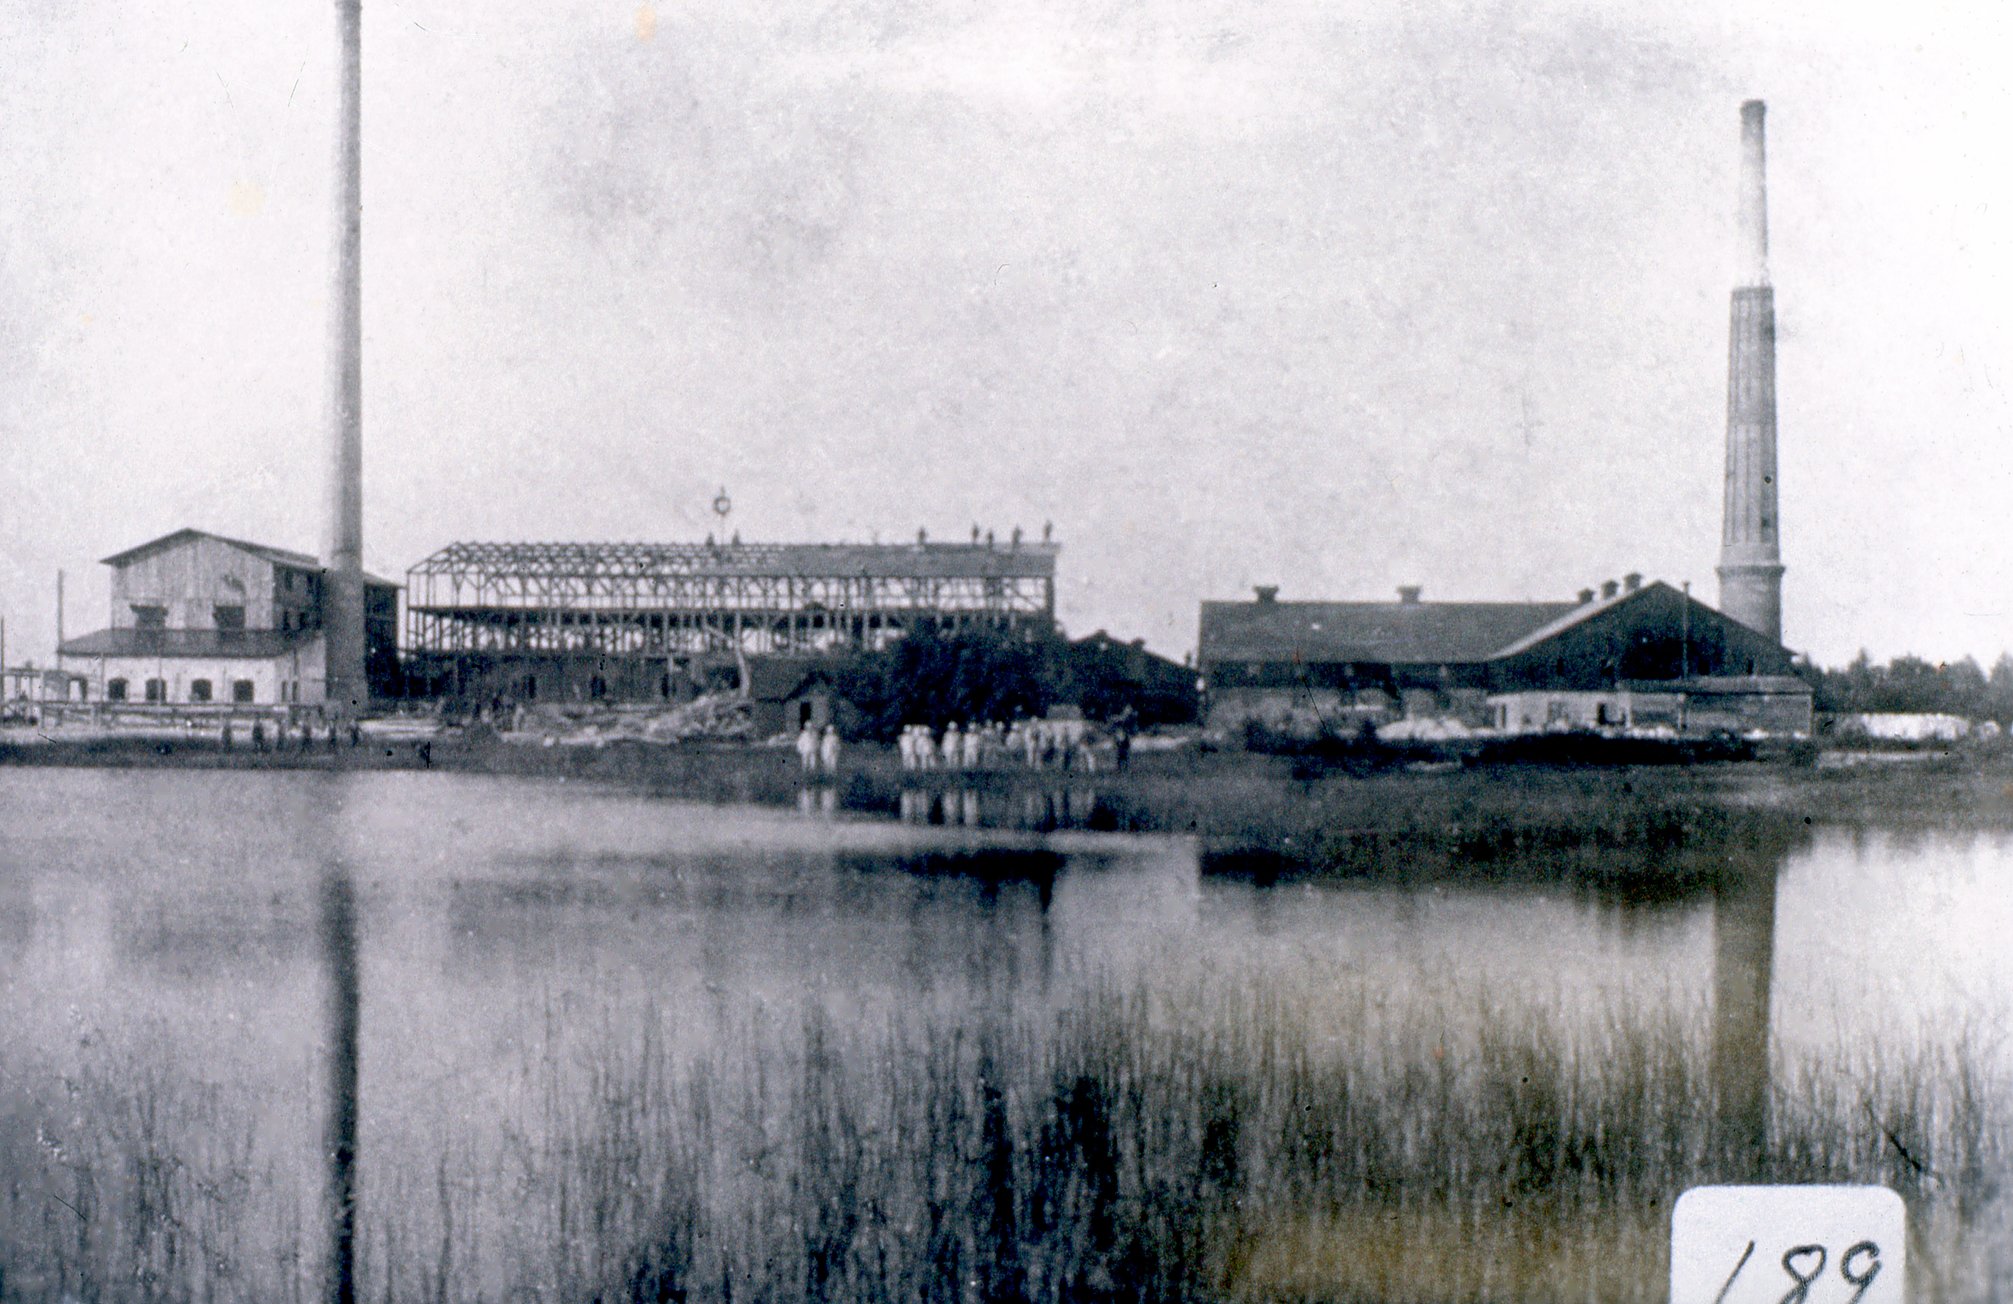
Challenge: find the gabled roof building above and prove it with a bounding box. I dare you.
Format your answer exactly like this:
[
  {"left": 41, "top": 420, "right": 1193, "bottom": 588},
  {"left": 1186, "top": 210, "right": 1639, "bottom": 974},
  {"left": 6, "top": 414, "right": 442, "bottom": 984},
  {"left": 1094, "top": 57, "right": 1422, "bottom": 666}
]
[
  {"left": 1198, "top": 575, "right": 1809, "bottom": 737},
  {"left": 55, "top": 529, "right": 400, "bottom": 709}
]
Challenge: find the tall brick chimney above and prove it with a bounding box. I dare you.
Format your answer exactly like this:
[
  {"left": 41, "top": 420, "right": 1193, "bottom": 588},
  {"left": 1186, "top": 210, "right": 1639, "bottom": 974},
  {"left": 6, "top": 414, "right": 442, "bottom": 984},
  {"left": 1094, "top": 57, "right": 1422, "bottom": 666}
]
[
  {"left": 322, "top": 0, "right": 367, "bottom": 716},
  {"left": 1716, "top": 100, "right": 1785, "bottom": 644}
]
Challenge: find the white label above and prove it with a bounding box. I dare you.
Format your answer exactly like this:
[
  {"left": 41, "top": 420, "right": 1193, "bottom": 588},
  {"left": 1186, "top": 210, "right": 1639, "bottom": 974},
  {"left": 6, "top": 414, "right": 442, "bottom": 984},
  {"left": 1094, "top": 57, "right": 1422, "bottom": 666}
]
[{"left": 1671, "top": 1185, "right": 1905, "bottom": 1304}]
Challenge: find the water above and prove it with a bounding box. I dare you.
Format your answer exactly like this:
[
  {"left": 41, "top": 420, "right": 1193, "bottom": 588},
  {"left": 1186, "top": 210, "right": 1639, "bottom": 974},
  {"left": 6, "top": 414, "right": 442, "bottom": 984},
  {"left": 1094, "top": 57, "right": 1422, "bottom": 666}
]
[{"left": 1, "top": 767, "right": 2008, "bottom": 1299}]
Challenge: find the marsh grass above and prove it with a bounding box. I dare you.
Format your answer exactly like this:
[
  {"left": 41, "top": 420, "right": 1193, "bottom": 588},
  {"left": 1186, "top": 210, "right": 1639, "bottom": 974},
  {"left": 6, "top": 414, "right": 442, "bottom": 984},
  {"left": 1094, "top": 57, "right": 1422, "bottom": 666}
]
[{"left": 1, "top": 973, "right": 2006, "bottom": 1303}]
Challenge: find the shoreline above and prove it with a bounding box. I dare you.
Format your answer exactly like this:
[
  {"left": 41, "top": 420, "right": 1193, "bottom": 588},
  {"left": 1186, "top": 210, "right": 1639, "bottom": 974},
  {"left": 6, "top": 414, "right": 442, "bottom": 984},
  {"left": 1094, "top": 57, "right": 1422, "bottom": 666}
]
[{"left": 7, "top": 729, "right": 2010, "bottom": 874}]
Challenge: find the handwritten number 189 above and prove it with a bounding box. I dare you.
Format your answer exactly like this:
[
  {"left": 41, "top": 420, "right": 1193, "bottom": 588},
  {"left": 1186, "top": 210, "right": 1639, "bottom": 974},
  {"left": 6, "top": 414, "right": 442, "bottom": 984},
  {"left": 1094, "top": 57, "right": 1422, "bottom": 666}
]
[{"left": 1712, "top": 1239, "right": 1881, "bottom": 1303}]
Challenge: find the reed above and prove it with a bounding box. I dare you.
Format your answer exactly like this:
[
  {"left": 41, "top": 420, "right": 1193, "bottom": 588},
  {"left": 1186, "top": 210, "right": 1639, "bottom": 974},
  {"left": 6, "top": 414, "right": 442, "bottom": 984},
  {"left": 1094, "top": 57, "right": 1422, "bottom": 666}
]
[{"left": 1, "top": 972, "right": 2005, "bottom": 1302}]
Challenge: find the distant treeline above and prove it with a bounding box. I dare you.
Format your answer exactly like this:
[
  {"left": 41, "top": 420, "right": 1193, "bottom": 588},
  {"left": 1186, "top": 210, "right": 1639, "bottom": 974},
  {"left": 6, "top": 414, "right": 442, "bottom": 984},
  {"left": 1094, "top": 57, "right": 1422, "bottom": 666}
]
[{"left": 1802, "top": 651, "right": 2013, "bottom": 722}]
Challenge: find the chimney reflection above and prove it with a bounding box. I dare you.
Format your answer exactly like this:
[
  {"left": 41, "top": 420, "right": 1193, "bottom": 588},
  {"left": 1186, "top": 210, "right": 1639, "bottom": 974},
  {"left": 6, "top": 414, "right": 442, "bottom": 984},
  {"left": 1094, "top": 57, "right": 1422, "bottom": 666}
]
[
  {"left": 1709, "top": 845, "right": 1782, "bottom": 1181},
  {"left": 309, "top": 775, "right": 362, "bottom": 1304}
]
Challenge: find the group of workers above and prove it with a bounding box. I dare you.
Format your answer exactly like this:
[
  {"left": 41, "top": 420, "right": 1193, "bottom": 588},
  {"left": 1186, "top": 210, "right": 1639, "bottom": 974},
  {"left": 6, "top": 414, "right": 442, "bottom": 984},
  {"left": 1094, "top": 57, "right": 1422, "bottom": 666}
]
[
  {"left": 219, "top": 715, "right": 362, "bottom": 752},
  {"left": 794, "top": 717, "right": 1132, "bottom": 777},
  {"left": 794, "top": 723, "right": 843, "bottom": 775},
  {"left": 896, "top": 719, "right": 1119, "bottom": 773}
]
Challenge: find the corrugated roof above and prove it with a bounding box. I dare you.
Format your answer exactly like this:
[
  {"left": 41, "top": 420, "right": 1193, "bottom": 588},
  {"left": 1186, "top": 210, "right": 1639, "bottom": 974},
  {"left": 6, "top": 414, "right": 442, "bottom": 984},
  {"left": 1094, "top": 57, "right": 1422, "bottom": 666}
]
[
  {"left": 1198, "top": 598, "right": 1580, "bottom": 666},
  {"left": 57, "top": 628, "right": 320, "bottom": 659},
  {"left": 407, "top": 540, "right": 1058, "bottom": 582}
]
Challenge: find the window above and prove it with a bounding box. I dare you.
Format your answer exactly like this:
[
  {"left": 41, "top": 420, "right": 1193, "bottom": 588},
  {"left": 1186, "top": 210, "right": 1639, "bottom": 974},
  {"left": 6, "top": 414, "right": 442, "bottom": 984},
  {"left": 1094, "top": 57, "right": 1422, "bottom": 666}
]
[
  {"left": 144, "top": 678, "right": 166, "bottom": 703},
  {"left": 107, "top": 678, "right": 128, "bottom": 702},
  {"left": 190, "top": 679, "right": 213, "bottom": 703},
  {"left": 214, "top": 605, "right": 246, "bottom": 632},
  {"left": 232, "top": 680, "right": 256, "bottom": 704},
  {"left": 132, "top": 605, "right": 167, "bottom": 630}
]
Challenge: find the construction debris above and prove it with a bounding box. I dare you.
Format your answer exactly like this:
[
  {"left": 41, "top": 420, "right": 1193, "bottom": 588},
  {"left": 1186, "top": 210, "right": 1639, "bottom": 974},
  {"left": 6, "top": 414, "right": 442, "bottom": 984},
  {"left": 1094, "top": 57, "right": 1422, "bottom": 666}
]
[{"left": 502, "top": 693, "right": 759, "bottom": 747}]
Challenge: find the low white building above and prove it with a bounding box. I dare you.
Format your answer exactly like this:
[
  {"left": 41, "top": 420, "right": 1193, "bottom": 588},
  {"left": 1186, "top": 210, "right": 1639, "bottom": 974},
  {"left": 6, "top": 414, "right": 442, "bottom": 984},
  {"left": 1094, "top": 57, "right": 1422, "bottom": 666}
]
[
  {"left": 1486, "top": 676, "right": 1814, "bottom": 738},
  {"left": 1838, "top": 713, "right": 1972, "bottom": 743}
]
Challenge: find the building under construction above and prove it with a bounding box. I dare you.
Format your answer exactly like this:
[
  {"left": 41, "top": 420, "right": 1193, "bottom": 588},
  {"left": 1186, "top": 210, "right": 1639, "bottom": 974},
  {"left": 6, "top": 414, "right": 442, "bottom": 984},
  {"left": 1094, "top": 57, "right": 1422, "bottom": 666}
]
[{"left": 404, "top": 537, "right": 1060, "bottom": 702}]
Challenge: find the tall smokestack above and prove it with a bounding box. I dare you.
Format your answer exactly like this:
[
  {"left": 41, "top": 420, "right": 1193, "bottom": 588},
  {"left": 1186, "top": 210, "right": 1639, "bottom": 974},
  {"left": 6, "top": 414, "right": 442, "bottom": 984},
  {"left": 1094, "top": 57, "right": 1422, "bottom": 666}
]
[
  {"left": 1716, "top": 100, "right": 1784, "bottom": 644},
  {"left": 322, "top": 0, "right": 367, "bottom": 717}
]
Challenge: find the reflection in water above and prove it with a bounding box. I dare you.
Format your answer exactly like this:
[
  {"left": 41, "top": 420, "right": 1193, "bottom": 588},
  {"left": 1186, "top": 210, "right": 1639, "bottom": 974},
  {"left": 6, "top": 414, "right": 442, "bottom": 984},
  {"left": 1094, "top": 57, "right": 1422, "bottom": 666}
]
[
  {"left": 891, "top": 786, "right": 1110, "bottom": 831},
  {"left": 315, "top": 791, "right": 361, "bottom": 1304},
  {"left": 0, "top": 771, "right": 2006, "bottom": 1300},
  {"left": 1711, "top": 852, "right": 1779, "bottom": 1180}
]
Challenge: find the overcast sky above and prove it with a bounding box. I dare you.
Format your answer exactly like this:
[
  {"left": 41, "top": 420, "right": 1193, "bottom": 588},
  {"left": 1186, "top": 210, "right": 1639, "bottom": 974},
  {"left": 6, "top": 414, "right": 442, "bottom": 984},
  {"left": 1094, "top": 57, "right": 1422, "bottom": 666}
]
[{"left": 3, "top": 0, "right": 2009, "bottom": 666}]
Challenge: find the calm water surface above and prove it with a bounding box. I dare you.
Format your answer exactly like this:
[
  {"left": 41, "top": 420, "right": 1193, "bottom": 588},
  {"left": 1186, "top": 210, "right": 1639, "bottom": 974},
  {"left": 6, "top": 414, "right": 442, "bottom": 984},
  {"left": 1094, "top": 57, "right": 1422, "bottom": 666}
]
[
  {"left": 1, "top": 767, "right": 2007, "bottom": 1294},
  {"left": 4, "top": 766, "right": 2009, "bottom": 1077}
]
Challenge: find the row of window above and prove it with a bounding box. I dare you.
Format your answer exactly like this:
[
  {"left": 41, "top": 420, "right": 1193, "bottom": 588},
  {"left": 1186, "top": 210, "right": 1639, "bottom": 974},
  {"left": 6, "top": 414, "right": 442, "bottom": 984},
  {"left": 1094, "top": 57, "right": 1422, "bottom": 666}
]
[
  {"left": 130, "top": 604, "right": 320, "bottom": 632},
  {"left": 107, "top": 677, "right": 256, "bottom": 704}
]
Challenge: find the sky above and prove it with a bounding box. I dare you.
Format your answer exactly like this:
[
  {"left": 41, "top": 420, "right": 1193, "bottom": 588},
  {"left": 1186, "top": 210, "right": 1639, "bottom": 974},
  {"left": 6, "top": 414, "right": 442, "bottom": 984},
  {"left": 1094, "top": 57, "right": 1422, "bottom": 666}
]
[{"left": 3, "top": 0, "right": 2010, "bottom": 667}]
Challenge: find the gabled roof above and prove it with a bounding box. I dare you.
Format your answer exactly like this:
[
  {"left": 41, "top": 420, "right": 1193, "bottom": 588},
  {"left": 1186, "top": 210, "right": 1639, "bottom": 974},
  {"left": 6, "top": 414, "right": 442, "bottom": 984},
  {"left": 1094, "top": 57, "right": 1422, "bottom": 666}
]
[
  {"left": 743, "top": 659, "right": 850, "bottom": 702},
  {"left": 98, "top": 529, "right": 401, "bottom": 588},
  {"left": 102, "top": 528, "right": 319, "bottom": 570},
  {"left": 1485, "top": 583, "right": 1669, "bottom": 659},
  {"left": 1199, "top": 598, "right": 1579, "bottom": 666}
]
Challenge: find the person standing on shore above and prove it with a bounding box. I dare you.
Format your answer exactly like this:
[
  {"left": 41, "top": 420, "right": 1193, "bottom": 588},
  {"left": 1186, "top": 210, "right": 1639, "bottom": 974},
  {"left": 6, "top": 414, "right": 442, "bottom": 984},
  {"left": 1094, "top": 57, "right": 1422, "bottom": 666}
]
[
  {"left": 796, "top": 722, "right": 818, "bottom": 774},
  {"left": 819, "top": 724, "right": 840, "bottom": 775}
]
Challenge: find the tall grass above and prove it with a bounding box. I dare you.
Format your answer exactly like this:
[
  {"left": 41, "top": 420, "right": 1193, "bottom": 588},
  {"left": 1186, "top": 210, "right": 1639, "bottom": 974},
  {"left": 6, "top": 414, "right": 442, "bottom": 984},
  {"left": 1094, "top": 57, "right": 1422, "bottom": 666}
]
[{"left": 2, "top": 973, "right": 2006, "bottom": 1303}]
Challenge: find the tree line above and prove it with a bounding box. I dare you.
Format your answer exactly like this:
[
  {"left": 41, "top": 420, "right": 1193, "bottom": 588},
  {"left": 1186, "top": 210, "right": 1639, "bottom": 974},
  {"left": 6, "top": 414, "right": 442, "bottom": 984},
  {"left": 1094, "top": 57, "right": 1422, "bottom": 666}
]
[
  {"left": 833, "top": 625, "right": 1198, "bottom": 742},
  {"left": 1800, "top": 651, "right": 2013, "bottom": 722}
]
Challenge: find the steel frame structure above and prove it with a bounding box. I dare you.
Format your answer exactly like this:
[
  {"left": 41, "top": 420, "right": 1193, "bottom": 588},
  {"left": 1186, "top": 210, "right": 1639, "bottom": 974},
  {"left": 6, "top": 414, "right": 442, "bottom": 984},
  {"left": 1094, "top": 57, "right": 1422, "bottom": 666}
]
[{"left": 404, "top": 540, "right": 1059, "bottom": 660}]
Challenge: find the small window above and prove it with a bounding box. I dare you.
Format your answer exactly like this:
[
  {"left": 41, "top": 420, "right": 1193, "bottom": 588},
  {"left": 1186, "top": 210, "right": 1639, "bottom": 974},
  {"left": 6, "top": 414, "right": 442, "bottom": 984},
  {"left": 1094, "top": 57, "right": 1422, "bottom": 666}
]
[
  {"left": 232, "top": 680, "right": 255, "bottom": 704},
  {"left": 144, "top": 678, "right": 166, "bottom": 703},
  {"left": 132, "top": 605, "right": 167, "bottom": 630},
  {"left": 108, "top": 678, "right": 129, "bottom": 702},
  {"left": 214, "top": 605, "right": 245, "bottom": 632},
  {"left": 284, "top": 572, "right": 295, "bottom": 592},
  {"left": 190, "top": 679, "right": 213, "bottom": 703}
]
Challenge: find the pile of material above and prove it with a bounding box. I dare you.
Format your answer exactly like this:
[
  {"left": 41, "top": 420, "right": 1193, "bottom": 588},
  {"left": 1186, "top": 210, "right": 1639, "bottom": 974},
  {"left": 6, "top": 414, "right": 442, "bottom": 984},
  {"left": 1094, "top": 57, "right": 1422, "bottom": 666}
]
[
  {"left": 503, "top": 694, "right": 757, "bottom": 746},
  {"left": 1376, "top": 716, "right": 1475, "bottom": 742}
]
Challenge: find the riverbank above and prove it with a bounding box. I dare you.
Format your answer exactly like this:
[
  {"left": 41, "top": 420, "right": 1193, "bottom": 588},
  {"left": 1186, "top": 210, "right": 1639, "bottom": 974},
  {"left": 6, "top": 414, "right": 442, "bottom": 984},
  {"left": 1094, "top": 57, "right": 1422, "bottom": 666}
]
[{"left": 6, "top": 727, "right": 2010, "bottom": 873}]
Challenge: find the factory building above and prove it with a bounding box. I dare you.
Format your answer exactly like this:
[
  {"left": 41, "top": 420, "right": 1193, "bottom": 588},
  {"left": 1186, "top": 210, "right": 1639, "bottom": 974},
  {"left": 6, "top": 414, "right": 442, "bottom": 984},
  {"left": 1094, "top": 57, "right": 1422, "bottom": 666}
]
[
  {"left": 54, "top": 529, "right": 400, "bottom": 709},
  {"left": 402, "top": 536, "right": 1059, "bottom": 703},
  {"left": 1197, "top": 101, "right": 1812, "bottom": 742},
  {"left": 1198, "top": 577, "right": 1809, "bottom": 737}
]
